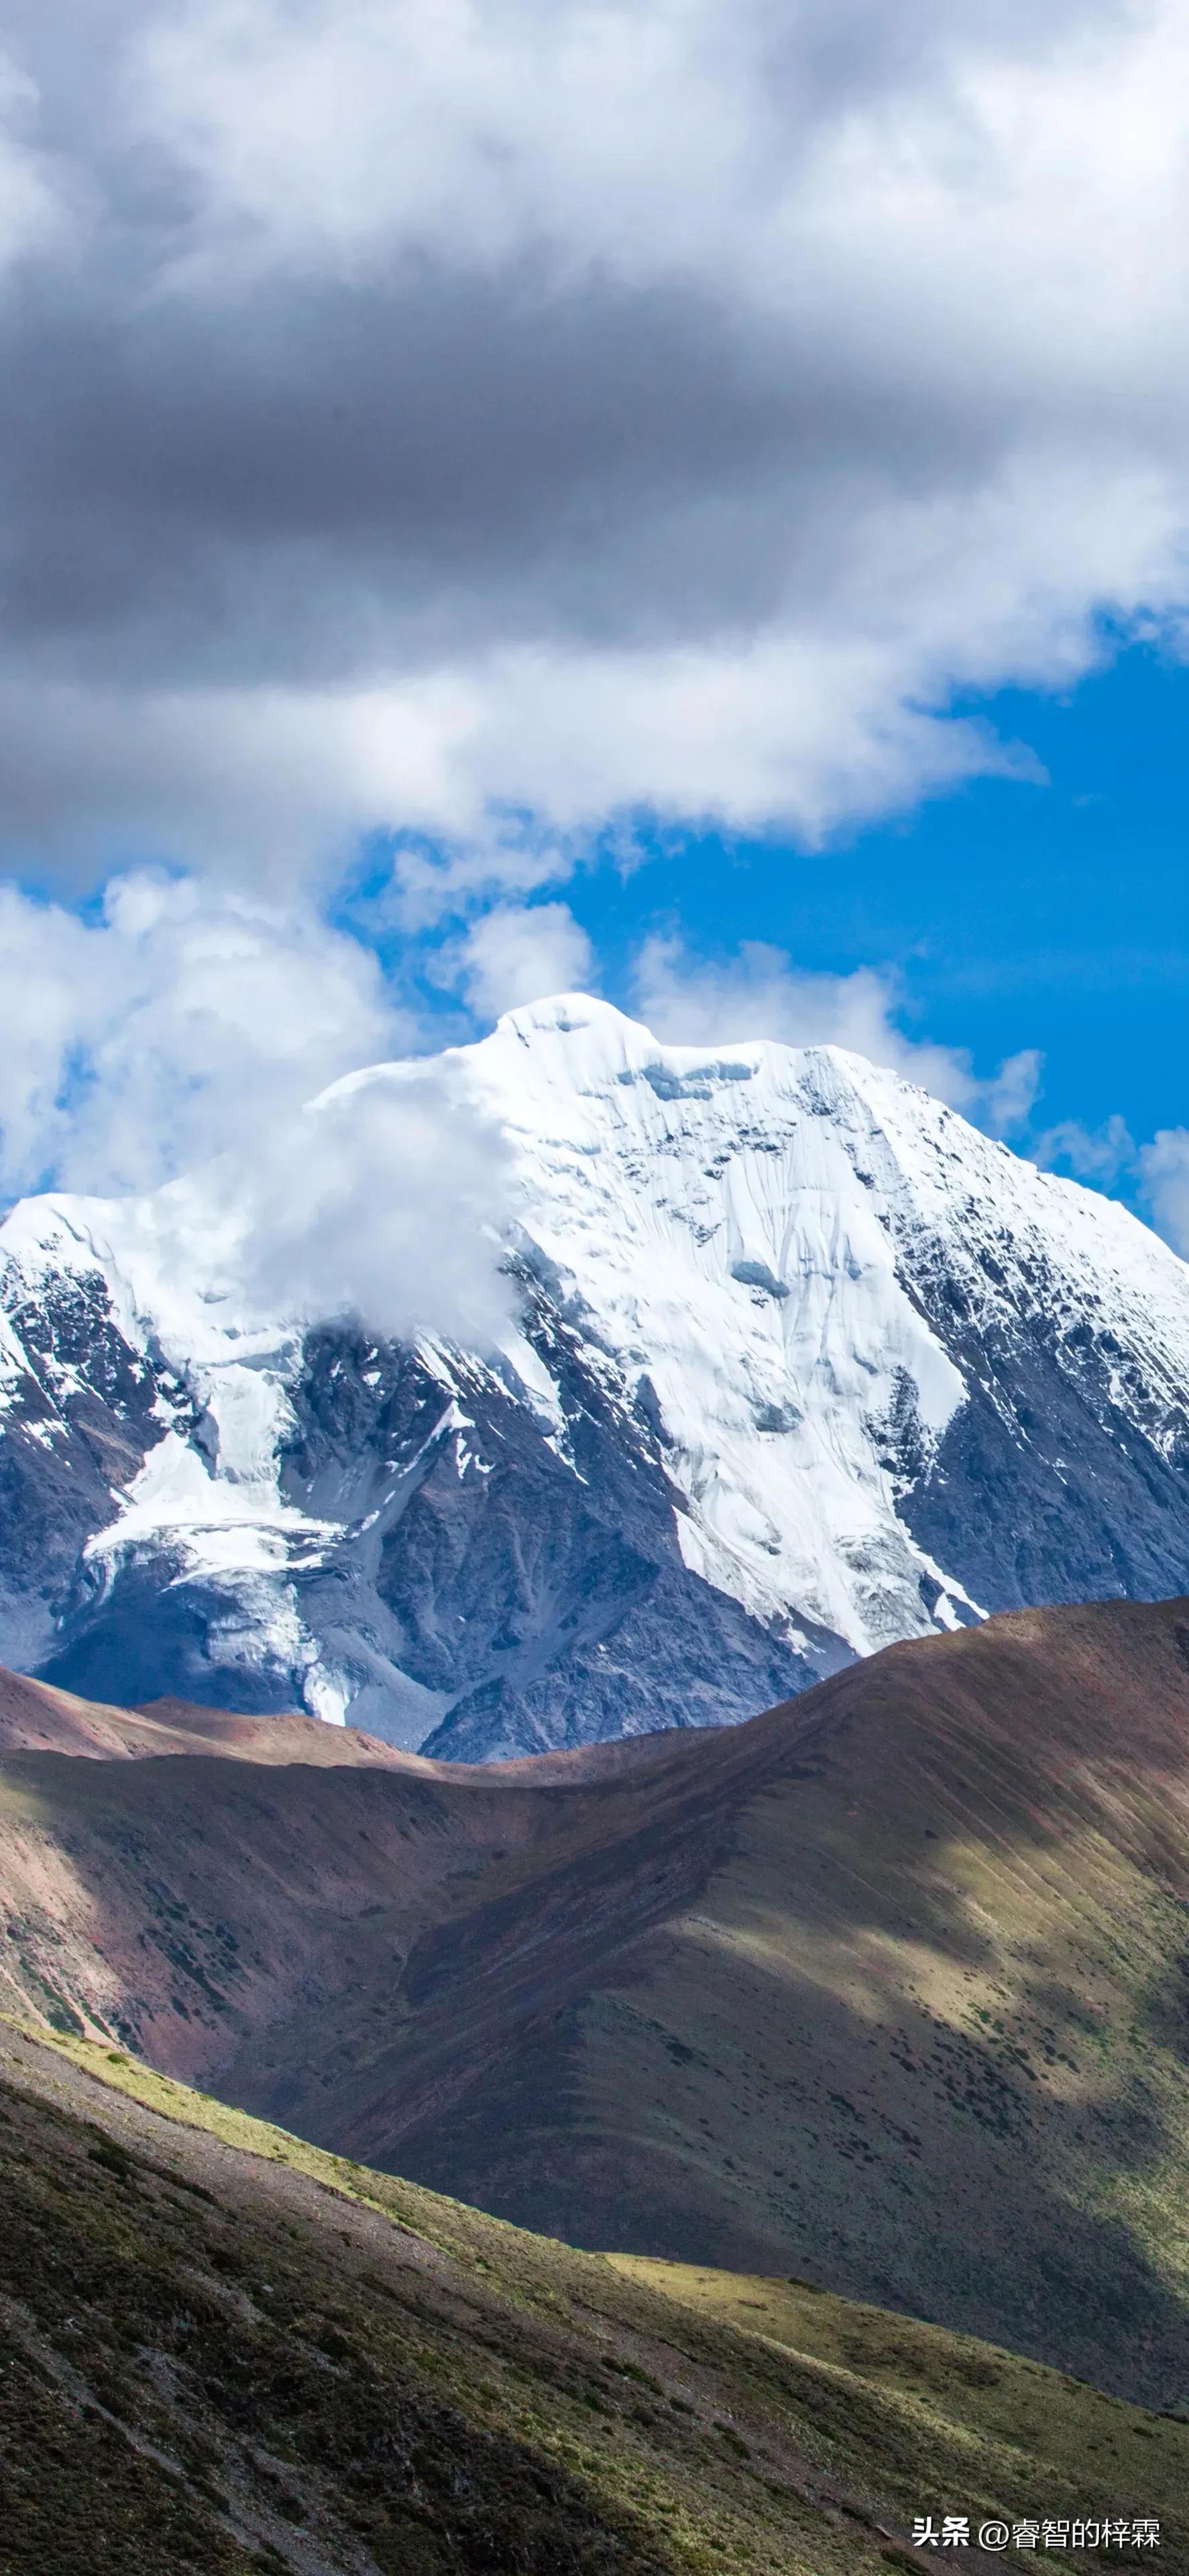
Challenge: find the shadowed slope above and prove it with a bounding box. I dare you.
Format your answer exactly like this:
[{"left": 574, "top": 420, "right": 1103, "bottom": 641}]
[
  {"left": 5, "top": 1605, "right": 1189, "bottom": 2404},
  {"left": 0, "top": 1664, "right": 721, "bottom": 2088},
  {"left": 5, "top": 2019, "right": 1188, "bottom": 2575},
  {"left": 227, "top": 1600, "right": 1189, "bottom": 2406}
]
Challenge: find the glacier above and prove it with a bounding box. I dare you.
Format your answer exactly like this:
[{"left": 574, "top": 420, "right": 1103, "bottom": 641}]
[{"left": 2, "top": 992, "right": 1189, "bottom": 1758}]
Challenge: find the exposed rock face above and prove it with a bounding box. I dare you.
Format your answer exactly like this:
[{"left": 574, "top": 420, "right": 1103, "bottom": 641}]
[
  {"left": 3, "top": 995, "right": 1189, "bottom": 1755},
  {"left": 0, "top": 1252, "right": 199, "bottom": 1675}
]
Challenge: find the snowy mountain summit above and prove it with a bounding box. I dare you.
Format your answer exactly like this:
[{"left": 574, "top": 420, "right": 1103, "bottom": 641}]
[{"left": 3, "top": 992, "right": 1189, "bottom": 1759}]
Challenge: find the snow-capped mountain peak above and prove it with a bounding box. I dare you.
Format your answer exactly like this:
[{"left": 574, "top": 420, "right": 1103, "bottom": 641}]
[{"left": 2, "top": 994, "right": 1188, "bottom": 1758}]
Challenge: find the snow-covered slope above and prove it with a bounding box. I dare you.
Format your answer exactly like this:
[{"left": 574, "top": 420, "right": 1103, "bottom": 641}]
[{"left": 3, "top": 994, "right": 1189, "bottom": 1758}]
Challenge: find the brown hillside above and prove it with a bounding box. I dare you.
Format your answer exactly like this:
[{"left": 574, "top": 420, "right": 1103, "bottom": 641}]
[
  {"left": 0, "top": 1661, "right": 697, "bottom": 1774},
  {"left": 3, "top": 1602, "right": 1189, "bottom": 2404}
]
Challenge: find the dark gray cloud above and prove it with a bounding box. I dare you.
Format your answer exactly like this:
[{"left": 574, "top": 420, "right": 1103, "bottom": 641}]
[
  {"left": 0, "top": 260, "right": 1003, "bottom": 675},
  {"left": 0, "top": 0, "right": 1184, "bottom": 876}
]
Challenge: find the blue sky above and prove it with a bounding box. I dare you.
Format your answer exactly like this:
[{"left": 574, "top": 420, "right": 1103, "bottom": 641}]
[
  {"left": 574, "top": 645, "right": 1183, "bottom": 1165},
  {"left": 394, "top": 640, "right": 1189, "bottom": 1210}
]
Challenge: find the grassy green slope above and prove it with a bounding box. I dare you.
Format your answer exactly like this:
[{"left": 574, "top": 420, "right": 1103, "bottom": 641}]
[{"left": 2, "top": 2020, "right": 1186, "bottom": 2576}]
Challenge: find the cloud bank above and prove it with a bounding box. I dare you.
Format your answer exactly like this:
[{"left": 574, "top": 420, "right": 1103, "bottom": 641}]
[
  {"left": 0, "top": 871, "right": 520, "bottom": 1344},
  {"left": 0, "top": 873, "right": 404, "bottom": 1199},
  {"left": 1, "top": 0, "right": 1189, "bottom": 877},
  {"left": 202, "top": 1065, "right": 520, "bottom": 1347}
]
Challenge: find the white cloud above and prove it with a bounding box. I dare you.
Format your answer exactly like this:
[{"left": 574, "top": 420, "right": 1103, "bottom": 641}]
[
  {"left": 125, "top": 0, "right": 1189, "bottom": 329},
  {"left": 201, "top": 1065, "right": 518, "bottom": 1346},
  {"left": 451, "top": 902, "right": 596, "bottom": 1021},
  {"left": 980, "top": 1047, "right": 1047, "bottom": 1140},
  {"left": 0, "top": 3, "right": 1186, "bottom": 873},
  {"left": 0, "top": 869, "right": 520, "bottom": 1344},
  {"left": 0, "top": 870, "right": 403, "bottom": 1198},
  {"left": 1139, "top": 1128, "right": 1189, "bottom": 1258},
  {"left": 1033, "top": 1111, "right": 1137, "bottom": 1183},
  {"left": 632, "top": 932, "right": 1043, "bottom": 1133},
  {"left": 0, "top": 641, "right": 1033, "bottom": 885}
]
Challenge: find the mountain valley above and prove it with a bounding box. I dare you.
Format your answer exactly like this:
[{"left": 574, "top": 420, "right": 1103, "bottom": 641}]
[{"left": 4, "top": 1598, "right": 1189, "bottom": 2412}]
